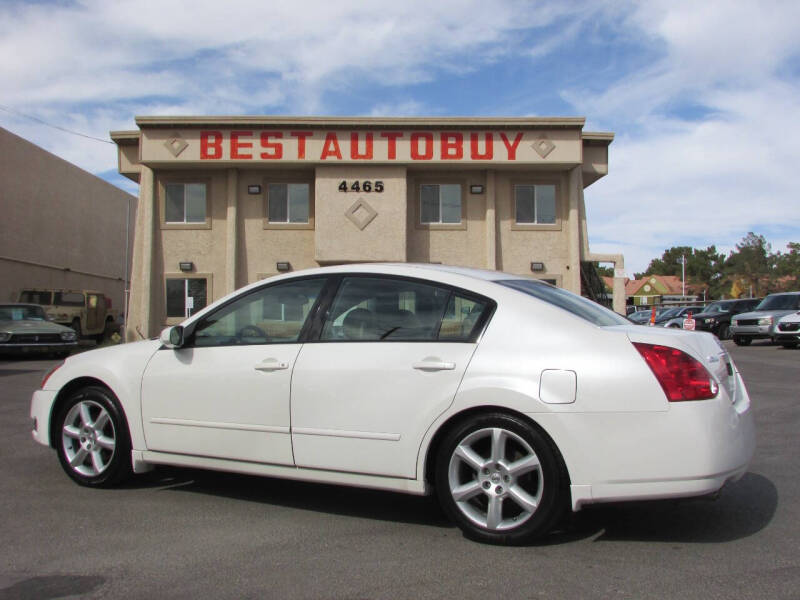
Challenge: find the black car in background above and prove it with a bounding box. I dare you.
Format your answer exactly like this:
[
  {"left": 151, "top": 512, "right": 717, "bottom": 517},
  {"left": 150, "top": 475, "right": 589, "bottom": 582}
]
[{"left": 693, "top": 298, "right": 762, "bottom": 340}]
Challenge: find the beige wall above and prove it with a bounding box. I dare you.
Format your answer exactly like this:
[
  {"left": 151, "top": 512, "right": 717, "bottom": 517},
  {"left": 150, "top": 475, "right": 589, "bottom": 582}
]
[
  {"left": 0, "top": 127, "right": 136, "bottom": 312},
  {"left": 117, "top": 117, "right": 619, "bottom": 339}
]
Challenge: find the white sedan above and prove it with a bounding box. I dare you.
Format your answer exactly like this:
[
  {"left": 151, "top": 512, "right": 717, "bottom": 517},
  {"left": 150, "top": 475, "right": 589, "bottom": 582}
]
[{"left": 31, "top": 264, "right": 754, "bottom": 544}]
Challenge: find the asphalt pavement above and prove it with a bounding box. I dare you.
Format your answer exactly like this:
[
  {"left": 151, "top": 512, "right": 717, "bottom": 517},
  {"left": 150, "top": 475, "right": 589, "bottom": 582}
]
[{"left": 0, "top": 340, "right": 797, "bottom": 599}]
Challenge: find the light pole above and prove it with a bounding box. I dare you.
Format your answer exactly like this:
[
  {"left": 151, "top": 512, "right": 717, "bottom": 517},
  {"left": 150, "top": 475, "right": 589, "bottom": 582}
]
[{"left": 678, "top": 255, "right": 686, "bottom": 299}]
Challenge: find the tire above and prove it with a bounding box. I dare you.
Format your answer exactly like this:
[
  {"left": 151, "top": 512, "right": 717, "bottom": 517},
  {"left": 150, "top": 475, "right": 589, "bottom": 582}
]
[
  {"left": 781, "top": 341, "right": 798, "bottom": 349},
  {"left": 70, "top": 318, "right": 81, "bottom": 337},
  {"left": 717, "top": 324, "right": 730, "bottom": 340},
  {"left": 54, "top": 386, "right": 132, "bottom": 487},
  {"left": 435, "top": 413, "right": 567, "bottom": 545},
  {"left": 733, "top": 336, "right": 752, "bottom": 346}
]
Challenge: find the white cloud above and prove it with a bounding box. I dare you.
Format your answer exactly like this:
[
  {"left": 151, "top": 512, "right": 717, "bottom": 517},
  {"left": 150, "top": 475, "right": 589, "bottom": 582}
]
[{"left": 572, "top": 0, "right": 800, "bottom": 275}]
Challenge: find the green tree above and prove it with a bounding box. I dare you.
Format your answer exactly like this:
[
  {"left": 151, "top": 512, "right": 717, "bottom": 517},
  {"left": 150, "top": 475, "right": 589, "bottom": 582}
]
[
  {"left": 775, "top": 242, "right": 800, "bottom": 278},
  {"left": 723, "top": 232, "right": 775, "bottom": 297},
  {"left": 635, "top": 245, "right": 725, "bottom": 296}
]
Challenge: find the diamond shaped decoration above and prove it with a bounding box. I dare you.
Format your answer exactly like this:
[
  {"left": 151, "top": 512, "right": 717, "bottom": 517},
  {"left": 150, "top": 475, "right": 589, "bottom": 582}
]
[
  {"left": 345, "top": 198, "right": 378, "bottom": 230},
  {"left": 164, "top": 134, "right": 189, "bottom": 157},
  {"left": 532, "top": 137, "right": 556, "bottom": 159}
]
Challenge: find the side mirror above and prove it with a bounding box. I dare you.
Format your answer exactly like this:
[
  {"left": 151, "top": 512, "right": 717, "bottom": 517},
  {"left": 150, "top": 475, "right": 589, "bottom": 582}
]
[{"left": 160, "top": 326, "right": 184, "bottom": 349}]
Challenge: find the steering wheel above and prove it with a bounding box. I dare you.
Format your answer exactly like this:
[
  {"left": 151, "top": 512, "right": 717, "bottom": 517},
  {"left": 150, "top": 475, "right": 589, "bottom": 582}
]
[{"left": 237, "top": 325, "right": 269, "bottom": 341}]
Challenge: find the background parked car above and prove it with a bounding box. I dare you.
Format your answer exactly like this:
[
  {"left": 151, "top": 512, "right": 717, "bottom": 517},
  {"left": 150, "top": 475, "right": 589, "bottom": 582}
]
[
  {"left": 627, "top": 307, "right": 666, "bottom": 324},
  {"left": 17, "top": 288, "right": 119, "bottom": 341},
  {"left": 775, "top": 311, "right": 800, "bottom": 349},
  {"left": 692, "top": 298, "right": 762, "bottom": 340},
  {"left": 0, "top": 303, "right": 77, "bottom": 357},
  {"left": 656, "top": 306, "right": 705, "bottom": 328},
  {"left": 730, "top": 292, "right": 800, "bottom": 346}
]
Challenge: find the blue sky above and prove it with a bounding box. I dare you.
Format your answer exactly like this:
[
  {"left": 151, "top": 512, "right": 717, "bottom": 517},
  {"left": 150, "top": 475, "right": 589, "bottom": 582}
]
[{"left": 1, "top": 0, "right": 798, "bottom": 275}]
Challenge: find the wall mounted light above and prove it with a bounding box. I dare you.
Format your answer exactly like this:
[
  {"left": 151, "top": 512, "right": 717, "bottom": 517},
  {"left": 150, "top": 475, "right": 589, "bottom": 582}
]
[
  {"left": 247, "top": 184, "right": 262, "bottom": 195},
  {"left": 179, "top": 261, "right": 194, "bottom": 272},
  {"left": 530, "top": 262, "right": 545, "bottom": 272},
  {"left": 276, "top": 261, "right": 291, "bottom": 272},
  {"left": 470, "top": 185, "right": 484, "bottom": 194}
]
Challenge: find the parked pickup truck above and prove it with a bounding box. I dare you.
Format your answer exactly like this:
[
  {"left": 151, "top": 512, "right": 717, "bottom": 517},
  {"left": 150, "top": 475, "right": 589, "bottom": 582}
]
[{"left": 17, "top": 288, "right": 120, "bottom": 340}]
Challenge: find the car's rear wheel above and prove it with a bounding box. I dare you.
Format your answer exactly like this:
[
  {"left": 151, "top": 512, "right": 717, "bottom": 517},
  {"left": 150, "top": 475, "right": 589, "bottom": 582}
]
[
  {"left": 435, "top": 413, "right": 566, "bottom": 545},
  {"left": 717, "top": 323, "right": 730, "bottom": 340},
  {"left": 733, "top": 336, "right": 752, "bottom": 346},
  {"left": 55, "top": 386, "right": 132, "bottom": 487}
]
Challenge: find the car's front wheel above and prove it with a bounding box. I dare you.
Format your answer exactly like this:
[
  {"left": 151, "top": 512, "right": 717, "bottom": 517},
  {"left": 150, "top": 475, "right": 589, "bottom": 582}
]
[
  {"left": 717, "top": 323, "right": 730, "bottom": 340},
  {"left": 733, "top": 336, "right": 752, "bottom": 346},
  {"left": 781, "top": 341, "right": 798, "bottom": 349},
  {"left": 435, "top": 413, "right": 566, "bottom": 545},
  {"left": 55, "top": 386, "right": 132, "bottom": 487}
]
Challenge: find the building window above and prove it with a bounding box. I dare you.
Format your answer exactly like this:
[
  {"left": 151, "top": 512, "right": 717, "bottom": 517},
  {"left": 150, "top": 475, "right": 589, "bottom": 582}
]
[
  {"left": 515, "top": 184, "right": 556, "bottom": 224},
  {"left": 166, "top": 278, "right": 207, "bottom": 319},
  {"left": 420, "top": 184, "right": 462, "bottom": 224},
  {"left": 267, "top": 183, "right": 310, "bottom": 224},
  {"left": 165, "top": 183, "right": 207, "bottom": 224}
]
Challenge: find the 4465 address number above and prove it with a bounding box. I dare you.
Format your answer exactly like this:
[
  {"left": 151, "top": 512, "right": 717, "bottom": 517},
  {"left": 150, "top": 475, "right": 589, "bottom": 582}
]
[{"left": 338, "top": 180, "right": 384, "bottom": 193}]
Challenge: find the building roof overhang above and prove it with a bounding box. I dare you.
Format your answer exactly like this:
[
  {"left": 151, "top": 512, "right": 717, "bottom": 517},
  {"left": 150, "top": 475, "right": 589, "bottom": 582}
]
[{"left": 134, "top": 115, "right": 588, "bottom": 130}]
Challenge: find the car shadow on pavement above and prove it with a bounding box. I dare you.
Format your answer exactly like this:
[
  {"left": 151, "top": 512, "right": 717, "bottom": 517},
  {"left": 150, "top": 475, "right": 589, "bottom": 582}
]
[
  {"left": 556, "top": 472, "right": 777, "bottom": 545},
  {"left": 125, "top": 467, "right": 776, "bottom": 544},
  {"left": 130, "top": 466, "right": 451, "bottom": 528}
]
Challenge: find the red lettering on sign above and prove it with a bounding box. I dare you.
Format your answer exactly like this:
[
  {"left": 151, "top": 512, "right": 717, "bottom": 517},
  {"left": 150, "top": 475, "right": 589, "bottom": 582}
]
[
  {"left": 440, "top": 132, "right": 463, "bottom": 160},
  {"left": 231, "top": 131, "right": 253, "bottom": 159},
  {"left": 350, "top": 132, "right": 374, "bottom": 160},
  {"left": 499, "top": 132, "right": 523, "bottom": 160},
  {"left": 470, "top": 133, "right": 493, "bottom": 160},
  {"left": 380, "top": 132, "right": 403, "bottom": 160},
  {"left": 320, "top": 133, "right": 342, "bottom": 160},
  {"left": 200, "top": 131, "right": 223, "bottom": 160},
  {"left": 290, "top": 131, "right": 312, "bottom": 159},
  {"left": 410, "top": 132, "right": 434, "bottom": 160},
  {"left": 259, "top": 131, "right": 283, "bottom": 159}
]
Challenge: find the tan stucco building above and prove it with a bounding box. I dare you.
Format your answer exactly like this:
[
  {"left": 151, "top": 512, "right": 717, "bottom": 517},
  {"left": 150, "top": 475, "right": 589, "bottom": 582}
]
[
  {"left": 1, "top": 126, "right": 136, "bottom": 313},
  {"left": 112, "top": 116, "right": 624, "bottom": 341}
]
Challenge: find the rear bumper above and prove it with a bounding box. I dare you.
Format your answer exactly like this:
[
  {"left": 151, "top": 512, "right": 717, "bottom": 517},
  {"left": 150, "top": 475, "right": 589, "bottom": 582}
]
[{"left": 535, "top": 373, "right": 755, "bottom": 511}]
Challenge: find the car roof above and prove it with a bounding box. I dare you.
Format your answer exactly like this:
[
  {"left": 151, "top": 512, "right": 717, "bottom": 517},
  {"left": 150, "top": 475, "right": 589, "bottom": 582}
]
[{"left": 332, "top": 263, "right": 521, "bottom": 281}]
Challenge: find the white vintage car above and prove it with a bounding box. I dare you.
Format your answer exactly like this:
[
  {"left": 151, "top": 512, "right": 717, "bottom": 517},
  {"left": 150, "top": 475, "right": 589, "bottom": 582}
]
[{"left": 31, "top": 264, "right": 755, "bottom": 544}]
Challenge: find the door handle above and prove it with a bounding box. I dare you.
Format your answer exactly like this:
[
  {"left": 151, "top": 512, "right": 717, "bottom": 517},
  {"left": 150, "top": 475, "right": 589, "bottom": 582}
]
[
  {"left": 254, "top": 359, "right": 289, "bottom": 372},
  {"left": 412, "top": 359, "right": 456, "bottom": 371}
]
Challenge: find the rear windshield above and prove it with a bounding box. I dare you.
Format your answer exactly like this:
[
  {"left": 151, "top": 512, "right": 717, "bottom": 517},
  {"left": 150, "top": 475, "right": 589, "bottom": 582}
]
[
  {"left": 756, "top": 294, "right": 800, "bottom": 311},
  {"left": 497, "top": 279, "right": 629, "bottom": 327}
]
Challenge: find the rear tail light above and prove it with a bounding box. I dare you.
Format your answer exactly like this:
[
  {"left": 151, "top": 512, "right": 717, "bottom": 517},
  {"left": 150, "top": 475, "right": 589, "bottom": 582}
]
[{"left": 633, "top": 343, "right": 718, "bottom": 401}]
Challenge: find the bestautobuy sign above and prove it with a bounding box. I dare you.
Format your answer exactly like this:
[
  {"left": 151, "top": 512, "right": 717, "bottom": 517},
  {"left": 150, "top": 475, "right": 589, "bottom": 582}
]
[{"left": 143, "top": 129, "right": 580, "bottom": 164}]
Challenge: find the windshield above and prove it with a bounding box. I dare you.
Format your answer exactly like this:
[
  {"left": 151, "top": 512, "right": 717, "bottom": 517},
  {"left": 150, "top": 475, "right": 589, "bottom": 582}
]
[
  {"left": 756, "top": 294, "right": 800, "bottom": 311},
  {"left": 701, "top": 301, "right": 732, "bottom": 314},
  {"left": 0, "top": 305, "right": 47, "bottom": 321},
  {"left": 497, "top": 280, "right": 629, "bottom": 327},
  {"left": 658, "top": 307, "right": 680, "bottom": 319}
]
